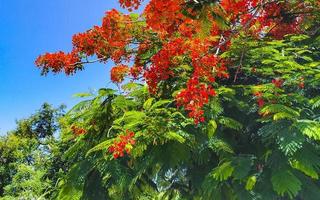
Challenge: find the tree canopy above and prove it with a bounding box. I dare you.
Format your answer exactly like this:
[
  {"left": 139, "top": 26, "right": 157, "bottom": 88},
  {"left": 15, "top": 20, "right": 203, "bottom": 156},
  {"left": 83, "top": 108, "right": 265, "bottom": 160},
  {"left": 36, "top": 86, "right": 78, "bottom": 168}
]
[
  {"left": 0, "top": 103, "right": 66, "bottom": 199},
  {"left": 2, "top": 0, "right": 320, "bottom": 199}
]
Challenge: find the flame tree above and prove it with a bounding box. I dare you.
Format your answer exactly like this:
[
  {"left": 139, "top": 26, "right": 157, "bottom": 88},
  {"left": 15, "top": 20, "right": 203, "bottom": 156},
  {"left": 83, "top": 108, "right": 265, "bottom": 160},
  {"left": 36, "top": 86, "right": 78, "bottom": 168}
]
[{"left": 36, "top": 0, "right": 320, "bottom": 199}]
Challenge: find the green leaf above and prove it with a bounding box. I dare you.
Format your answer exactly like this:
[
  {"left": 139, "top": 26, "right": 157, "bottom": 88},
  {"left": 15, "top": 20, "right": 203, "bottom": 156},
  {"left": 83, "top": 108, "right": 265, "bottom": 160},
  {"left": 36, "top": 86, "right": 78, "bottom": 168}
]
[
  {"left": 66, "top": 100, "right": 92, "bottom": 115},
  {"left": 217, "top": 87, "right": 236, "bottom": 97},
  {"left": 208, "top": 137, "right": 234, "bottom": 154},
  {"left": 260, "top": 104, "right": 300, "bottom": 120},
  {"left": 129, "top": 13, "right": 140, "bottom": 20},
  {"left": 112, "top": 96, "right": 137, "bottom": 111},
  {"left": 198, "top": 13, "right": 213, "bottom": 39},
  {"left": 231, "top": 156, "right": 254, "bottom": 180},
  {"left": 121, "top": 82, "right": 141, "bottom": 91},
  {"left": 262, "top": 59, "right": 278, "bottom": 65},
  {"left": 310, "top": 97, "right": 320, "bottom": 109},
  {"left": 58, "top": 184, "right": 82, "bottom": 200},
  {"left": 245, "top": 176, "right": 257, "bottom": 191},
  {"left": 271, "top": 170, "right": 302, "bottom": 199},
  {"left": 86, "top": 139, "right": 114, "bottom": 157},
  {"left": 291, "top": 146, "right": 320, "bottom": 179},
  {"left": 58, "top": 160, "right": 93, "bottom": 200},
  {"left": 150, "top": 100, "right": 172, "bottom": 110},
  {"left": 211, "top": 161, "right": 234, "bottom": 181},
  {"left": 294, "top": 120, "right": 320, "bottom": 141},
  {"left": 179, "top": 64, "right": 193, "bottom": 71},
  {"left": 165, "top": 131, "right": 186, "bottom": 143},
  {"left": 131, "top": 143, "right": 147, "bottom": 158},
  {"left": 291, "top": 160, "right": 318, "bottom": 179},
  {"left": 143, "top": 98, "right": 154, "bottom": 110},
  {"left": 72, "top": 92, "right": 92, "bottom": 98},
  {"left": 98, "top": 88, "right": 115, "bottom": 96},
  {"left": 277, "top": 130, "right": 304, "bottom": 156},
  {"left": 218, "top": 117, "right": 243, "bottom": 131},
  {"left": 258, "top": 121, "right": 291, "bottom": 142},
  {"left": 63, "top": 140, "right": 85, "bottom": 160},
  {"left": 273, "top": 112, "right": 297, "bottom": 121},
  {"left": 114, "top": 111, "right": 146, "bottom": 129},
  {"left": 207, "top": 120, "right": 217, "bottom": 138}
]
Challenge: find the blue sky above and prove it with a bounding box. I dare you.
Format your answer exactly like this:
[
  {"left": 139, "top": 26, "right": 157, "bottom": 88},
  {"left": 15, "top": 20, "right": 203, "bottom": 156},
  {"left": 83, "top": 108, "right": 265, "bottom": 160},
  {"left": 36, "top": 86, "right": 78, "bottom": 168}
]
[{"left": 0, "top": 0, "right": 141, "bottom": 134}]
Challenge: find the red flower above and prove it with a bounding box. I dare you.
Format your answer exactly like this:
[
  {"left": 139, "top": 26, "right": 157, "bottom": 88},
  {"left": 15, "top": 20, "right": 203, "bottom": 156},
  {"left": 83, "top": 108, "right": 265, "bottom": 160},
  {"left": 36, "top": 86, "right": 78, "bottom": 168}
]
[
  {"left": 35, "top": 50, "right": 80, "bottom": 75},
  {"left": 257, "top": 98, "right": 265, "bottom": 108},
  {"left": 110, "top": 65, "right": 130, "bottom": 83},
  {"left": 144, "top": 38, "right": 186, "bottom": 93},
  {"left": 257, "top": 2, "right": 303, "bottom": 39},
  {"left": 72, "top": 26, "right": 103, "bottom": 57},
  {"left": 298, "top": 77, "right": 305, "bottom": 89},
  {"left": 108, "top": 130, "right": 136, "bottom": 159},
  {"left": 220, "top": 0, "right": 248, "bottom": 17},
  {"left": 272, "top": 78, "right": 284, "bottom": 88},
  {"left": 130, "top": 65, "right": 143, "bottom": 79},
  {"left": 36, "top": 10, "right": 135, "bottom": 73},
  {"left": 118, "top": 0, "right": 142, "bottom": 11},
  {"left": 71, "top": 125, "right": 87, "bottom": 136},
  {"left": 144, "top": 0, "right": 185, "bottom": 36},
  {"left": 176, "top": 77, "right": 216, "bottom": 124},
  {"left": 254, "top": 92, "right": 265, "bottom": 108}
]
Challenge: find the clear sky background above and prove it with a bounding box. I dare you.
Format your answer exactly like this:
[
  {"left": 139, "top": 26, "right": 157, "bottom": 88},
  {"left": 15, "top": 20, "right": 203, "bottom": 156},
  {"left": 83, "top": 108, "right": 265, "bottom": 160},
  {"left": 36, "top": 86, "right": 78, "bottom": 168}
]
[{"left": 0, "top": 0, "right": 143, "bottom": 134}]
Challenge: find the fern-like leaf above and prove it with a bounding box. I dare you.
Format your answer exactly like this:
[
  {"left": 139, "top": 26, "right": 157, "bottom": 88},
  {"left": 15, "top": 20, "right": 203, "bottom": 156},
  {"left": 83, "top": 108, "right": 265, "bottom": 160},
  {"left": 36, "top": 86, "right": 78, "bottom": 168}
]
[
  {"left": 294, "top": 120, "right": 320, "bottom": 141},
  {"left": 211, "top": 161, "right": 234, "bottom": 181},
  {"left": 271, "top": 170, "right": 302, "bottom": 199}
]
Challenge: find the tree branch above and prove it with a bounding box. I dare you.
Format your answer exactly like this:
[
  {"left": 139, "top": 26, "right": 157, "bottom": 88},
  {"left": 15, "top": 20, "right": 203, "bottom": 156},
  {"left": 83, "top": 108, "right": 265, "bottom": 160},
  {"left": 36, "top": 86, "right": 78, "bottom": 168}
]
[{"left": 233, "top": 50, "right": 245, "bottom": 82}]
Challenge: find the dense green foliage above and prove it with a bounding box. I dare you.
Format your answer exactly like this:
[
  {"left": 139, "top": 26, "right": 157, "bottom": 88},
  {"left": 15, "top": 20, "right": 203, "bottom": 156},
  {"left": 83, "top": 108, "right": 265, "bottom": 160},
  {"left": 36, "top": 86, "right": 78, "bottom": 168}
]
[
  {"left": 0, "top": 104, "right": 68, "bottom": 199},
  {"left": 54, "top": 34, "right": 320, "bottom": 199}
]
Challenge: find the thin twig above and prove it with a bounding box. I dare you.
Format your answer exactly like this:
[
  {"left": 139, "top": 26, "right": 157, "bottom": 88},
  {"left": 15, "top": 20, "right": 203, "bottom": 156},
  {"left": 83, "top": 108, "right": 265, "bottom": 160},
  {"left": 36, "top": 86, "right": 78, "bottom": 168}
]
[
  {"left": 70, "top": 56, "right": 107, "bottom": 66},
  {"left": 233, "top": 50, "right": 245, "bottom": 82}
]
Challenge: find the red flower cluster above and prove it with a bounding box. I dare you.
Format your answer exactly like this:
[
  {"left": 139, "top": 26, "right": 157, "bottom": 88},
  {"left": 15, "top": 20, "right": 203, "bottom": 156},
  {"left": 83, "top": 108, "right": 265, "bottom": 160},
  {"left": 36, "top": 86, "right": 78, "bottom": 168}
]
[
  {"left": 178, "top": 19, "right": 200, "bottom": 38},
  {"left": 108, "top": 130, "right": 136, "bottom": 159},
  {"left": 254, "top": 92, "right": 265, "bottom": 108},
  {"left": 221, "top": 0, "right": 254, "bottom": 20},
  {"left": 36, "top": 9, "right": 134, "bottom": 75},
  {"left": 254, "top": 2, "right": 302, "bottom": 39},
  {"left": 272, "top": 78, "right": 284, "bottom": 88},
  {"left": 144, "top": 38, "right": 186, "bottom": 93},
  {"left": 192, "top": 54, "right": 229, "bottom": 82},
  {"left": 102, "top": 9, "right": 133, "bottom": 49},
  {"left": 144, "top": 0, "right": 184, "bottom": 36},
  {"left": 269, "top": 21, "right": 301, "bottom": 40},
  {"left": 130, "top": 65, "right": 143, "bottom": 79},
  {"left": 298, "top": 77, "right": 305, "bottom": 89},
  {"left": 75, "top": 9, "right": 135, "bottom": 63},
  {"left": 35, "top": 0, "right": 316, "bottom": 125},
  {"left": 193, "top": 54, "right": 217, "bottom": 81},
  {"left": 101, "top": 9, "right": 134, "bottom": 63},
  {"left": 35, "top": 51, "right": 80, "bottom": 75},
  {"left": 110, "top": 65, "right": 130, "bottom": 83},
  {"left": 176, "top": 77, "right": 216, "bottom": 124},
  {"left": 72, "top": 26, "right": 104, "bottom": 57},
  {"left": 71, "top": 125, "right": 87, "bottom": 136},
  {"left": 119, "top": 0, "right": 142, "bottom": 11},
  {"left": 188, "top": 39, "right": 211, "bottom": 61},
  {"left": 299, "top": 82, "right": 305, "bottom": 89}
]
